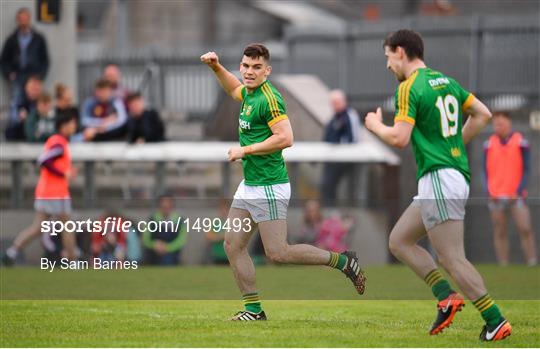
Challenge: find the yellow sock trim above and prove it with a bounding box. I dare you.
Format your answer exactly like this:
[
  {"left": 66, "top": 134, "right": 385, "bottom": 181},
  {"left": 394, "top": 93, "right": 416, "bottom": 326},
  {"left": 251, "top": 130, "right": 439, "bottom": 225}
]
[
  {"left": 425, "top": 269, "right": 444, "bottom": 287},
  {"left": 474, "top": 294, "right": 494, "bottom": 312},
  {"left": 328, "top": 252, "right": 339, "bottom": 268}
]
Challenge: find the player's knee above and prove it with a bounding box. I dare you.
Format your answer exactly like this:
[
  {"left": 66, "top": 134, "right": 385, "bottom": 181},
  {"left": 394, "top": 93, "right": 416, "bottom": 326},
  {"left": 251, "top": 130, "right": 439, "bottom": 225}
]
[
  {"left": 265, "top": 248, "right": 287, "bottom": 264},
  {"left": 267, "top": 253, "right": 286, "bottom": 264},
  {"left": 388, "top": 236, "right": 403, "bottom": 258},
  {"left": 223, "top": 238, "right": 238, "bottom": 256}
]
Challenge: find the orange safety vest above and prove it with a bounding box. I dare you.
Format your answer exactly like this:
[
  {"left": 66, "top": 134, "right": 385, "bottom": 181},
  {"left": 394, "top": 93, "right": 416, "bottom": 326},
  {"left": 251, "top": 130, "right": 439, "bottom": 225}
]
[
  {"left": 35, "top": 134, "right": 71, "bottom": 199},
  {"left": 485, "top": 132, "right": 524, "bottom": 198}
]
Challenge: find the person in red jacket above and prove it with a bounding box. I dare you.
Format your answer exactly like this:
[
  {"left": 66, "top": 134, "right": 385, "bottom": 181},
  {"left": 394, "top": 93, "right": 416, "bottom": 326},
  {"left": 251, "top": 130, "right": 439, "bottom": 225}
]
[
  {"left": 91, "top": 211, "right": 128, "bottom": 265},
  {"left": 484, "top": 111, "right": 537, "bottom": 266},
  {"left": 3, "top": 113, "right": 78, "bottom": 265}
]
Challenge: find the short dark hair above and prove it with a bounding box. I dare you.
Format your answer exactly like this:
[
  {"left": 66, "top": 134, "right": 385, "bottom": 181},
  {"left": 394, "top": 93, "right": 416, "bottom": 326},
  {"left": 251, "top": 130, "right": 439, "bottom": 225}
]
[
  {"left": 55, "top": 112, "right": 76, "bottom": 131},
  {"left": 26, "top": 75, "right": 42, "bottom": 84},
  {"left": 95, "top": 78, "right": 113, "bottom": 89},
  {"left": 158, "top": 191, "right": 174, "bottom": 203},
  {"left": 493, "top": 111, "right": 511, "bottom": 119},
  {"left": 37, "top": 92, "right": 52, "bottom": 104},
  {"left": 126, "top": 92, "right": 142, "bottom": 104},
  {"left": 383, "top": 29, "right": 424, "bottom": 60},
  {"left": 243, "top": 43, "right": 270, "bottom": 62}
]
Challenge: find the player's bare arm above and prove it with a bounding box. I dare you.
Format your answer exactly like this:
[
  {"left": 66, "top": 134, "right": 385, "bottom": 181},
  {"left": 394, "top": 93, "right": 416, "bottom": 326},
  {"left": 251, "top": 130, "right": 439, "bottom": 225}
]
[
  {"left": 365, "top": 107, "right": 414, "bottom": 149},
  {"left": 461, "top": 97, "right": 492, "bottom": 144},
  {"left": 228, "top": 118, "right": 293, "bottom": 161},
  {"left": 200, "top": 51, "right": 244, "bottom": 102}
]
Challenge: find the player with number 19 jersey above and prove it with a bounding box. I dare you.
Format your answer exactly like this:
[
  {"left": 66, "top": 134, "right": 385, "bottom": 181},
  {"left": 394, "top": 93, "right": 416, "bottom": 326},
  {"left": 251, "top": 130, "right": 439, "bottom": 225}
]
[{"left": 394, "top": 67, "right": 475, "bottom": 182}]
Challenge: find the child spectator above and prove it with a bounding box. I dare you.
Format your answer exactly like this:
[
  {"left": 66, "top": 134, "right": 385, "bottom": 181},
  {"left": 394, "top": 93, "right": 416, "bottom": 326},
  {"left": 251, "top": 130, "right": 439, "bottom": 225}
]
[
  {"left": 55, "top": 83, "right": 80, "bottom": 130},
  {"left": 25, "top": 92, "right": 55, "bottom": 142},
  {"left": 80, "top": 79, "right": 127, "bottom": 141},
  {"left": 126, "top": 92, "right": 165, "bottom": 143}
]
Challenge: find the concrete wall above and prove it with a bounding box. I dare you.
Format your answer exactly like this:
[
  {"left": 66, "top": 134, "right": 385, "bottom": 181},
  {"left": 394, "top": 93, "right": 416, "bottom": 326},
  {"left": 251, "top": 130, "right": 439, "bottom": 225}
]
[{"left": 0, "top": 206, "right": 389, "bottom": 266}]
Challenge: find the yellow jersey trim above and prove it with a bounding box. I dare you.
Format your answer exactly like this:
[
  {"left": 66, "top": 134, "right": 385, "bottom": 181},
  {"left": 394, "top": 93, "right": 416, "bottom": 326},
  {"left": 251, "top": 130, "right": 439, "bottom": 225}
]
[
  {"left": 462, "top": 93, "right": 475, "bottom": 110},
  {"left": 268, "top": 114, "right": 288, "bottom": 127},
  {"left": 396, "top": 70, "right": 419, "bottom": 120},
  {"left": 394, "top": 115, "right": 416, "bottom": 125},
  {"left": 261, "top": 84, "right": 281, "bottom": 119},
  {"left": 233, "top": 85, "right": 245, "bottom": 101}
]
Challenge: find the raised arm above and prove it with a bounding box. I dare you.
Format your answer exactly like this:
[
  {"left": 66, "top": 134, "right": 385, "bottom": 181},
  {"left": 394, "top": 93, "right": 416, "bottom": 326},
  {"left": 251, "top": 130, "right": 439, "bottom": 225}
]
[
  {"left": 200, "top": 51, "right": 244, "bottom": 102},
  {"left": 461, "top": 96, "right": 492, "bottom": 145}
]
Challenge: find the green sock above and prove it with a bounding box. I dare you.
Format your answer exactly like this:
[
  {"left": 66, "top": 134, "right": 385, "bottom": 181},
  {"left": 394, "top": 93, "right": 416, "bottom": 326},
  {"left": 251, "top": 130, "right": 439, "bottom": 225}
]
[
  {"left": 473, "top": 294, "right": 503, "bottom": 328},
  {"left": 242, "top": 292, "right": 262, "bottom": 314},
  {"left": 327, "top": 252, "right": 347, "bottom": 270},
  {"left": 425, "top": 269, "right": 452, "bottom": 301}
]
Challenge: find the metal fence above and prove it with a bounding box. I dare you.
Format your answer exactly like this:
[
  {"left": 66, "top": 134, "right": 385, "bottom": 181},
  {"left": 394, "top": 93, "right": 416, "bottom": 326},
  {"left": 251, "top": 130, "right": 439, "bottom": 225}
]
[
  {"left": 77, "top": 54, "right": 286, "bottom": 118},
  {"left": 78, "top": 59, "right": 216, "bottom": 115},
  {"left": 286, "top": 14, "right": 540, "bottom": 112},
  {"left": 75, "top": 14, "right": 539, "bottom": 118}
]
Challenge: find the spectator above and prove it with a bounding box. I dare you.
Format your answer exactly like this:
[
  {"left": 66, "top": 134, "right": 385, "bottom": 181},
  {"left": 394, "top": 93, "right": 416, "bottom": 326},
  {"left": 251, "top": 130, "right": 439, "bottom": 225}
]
[
  {"left": 103, "top": 63, "right": 129, "bottom": 101},
  {"left": 321, "top": 89, "right": 361, "bottom": 205},
  {"left": 80, "top": 79, "right": 127, "bottom": 141},
  {"left": 126, "top": 92, "right": 165, "bottom": 144},
  {"left": 25, "top": 92, "right": 55, "bottom": 142},
  {"left": 54, "top": 83, "right": 80, "bottom": 130},
  {"left": 296, "top": 199, "right": 322, "bottom": 244},
  {"left": 1, "top": 7, "right": 49, "bottom": 136},
  {"left": 91, "top": 211, "right": 127, "bottom": 263},
  {"left": 205, "top": 200, "right": 230, "bottom": 265},
  {"left": 484, "top": 111, "right": 537, "bottom": 266},
  {"left": 142, "top": 194, "right": 188, "bottom": 265},
  {"left": 125, "top": 224, "right": 142, "bottom": 263},
  {"left": 5, "top": 75, "right": 42, "bottom": 140},
  {"left": 315, "top": 211, "right": 353, "bottom": 253}
]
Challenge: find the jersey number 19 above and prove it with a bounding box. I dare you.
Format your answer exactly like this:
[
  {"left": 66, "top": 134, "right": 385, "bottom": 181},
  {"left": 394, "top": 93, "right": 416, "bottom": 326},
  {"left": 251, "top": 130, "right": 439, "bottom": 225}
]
[{"left": 435, "top": 95, "right": 459, "bottom": 138}]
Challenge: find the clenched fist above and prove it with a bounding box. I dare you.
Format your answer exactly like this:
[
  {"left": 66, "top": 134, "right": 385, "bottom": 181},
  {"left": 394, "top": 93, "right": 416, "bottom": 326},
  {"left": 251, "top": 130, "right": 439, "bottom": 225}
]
[
  {"left": 365, "top": 107, "right": 383, "bottom": 132},
  {"left": 227, "top": 146, "right": 245, "bottom": 162},
  {"left": 200, "top": 51, "right": 220, "bottom": 71}
]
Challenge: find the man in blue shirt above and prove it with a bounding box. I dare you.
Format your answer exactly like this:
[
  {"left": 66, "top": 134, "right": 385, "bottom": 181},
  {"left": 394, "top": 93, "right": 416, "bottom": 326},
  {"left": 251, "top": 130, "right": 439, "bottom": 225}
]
[
  {"left": 79, "top": 79, "right": 128, "bottom": 141},
  {"left": 321, "top": 89, "right": 361, "bottom": 205},
  {"left": 1, "top": 7, "right": 49, "bottom": 140}
]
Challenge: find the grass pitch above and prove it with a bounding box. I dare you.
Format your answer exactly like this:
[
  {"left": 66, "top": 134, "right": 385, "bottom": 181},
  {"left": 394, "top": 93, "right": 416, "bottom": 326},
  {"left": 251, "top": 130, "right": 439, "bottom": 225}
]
[{"left": 1, "top": 265, "right": 539, "bottom": 347}]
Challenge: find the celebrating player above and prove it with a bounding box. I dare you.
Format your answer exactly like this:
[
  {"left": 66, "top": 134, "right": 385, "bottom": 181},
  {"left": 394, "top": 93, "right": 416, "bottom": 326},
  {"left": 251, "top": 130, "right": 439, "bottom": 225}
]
[
  {"left": 201, "top": 43, "right": 366, "bottom": 321},
  {"left": 3, "top": 113, "right": 78, "bottom": 265},
  {"left": 365, "top": 30, "right": 511, "bottom": 341}
]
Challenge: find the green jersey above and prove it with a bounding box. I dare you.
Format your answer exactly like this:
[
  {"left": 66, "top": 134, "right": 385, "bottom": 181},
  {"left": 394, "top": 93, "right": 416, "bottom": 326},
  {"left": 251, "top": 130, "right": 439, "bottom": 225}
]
[
  {"left": 238, "top": 80, "right": 289, "bottom": 186},
  {"left": 394, "top": 67, "right": 474, "bottom": 182}
]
